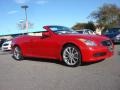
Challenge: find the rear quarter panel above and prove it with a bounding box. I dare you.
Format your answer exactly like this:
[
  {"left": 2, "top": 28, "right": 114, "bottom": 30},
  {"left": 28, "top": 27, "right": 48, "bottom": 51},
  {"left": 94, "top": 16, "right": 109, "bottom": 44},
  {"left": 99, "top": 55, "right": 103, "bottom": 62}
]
[{"left": 12, "top": 36, "right": 32, "bottom": 56}]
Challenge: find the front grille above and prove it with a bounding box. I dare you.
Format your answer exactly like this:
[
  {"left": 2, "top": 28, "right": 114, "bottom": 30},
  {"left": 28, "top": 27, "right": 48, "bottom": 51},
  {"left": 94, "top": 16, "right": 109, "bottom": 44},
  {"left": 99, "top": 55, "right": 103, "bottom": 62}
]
[{"left": 101, "top": 40, "right": 112, "bottom": 46}]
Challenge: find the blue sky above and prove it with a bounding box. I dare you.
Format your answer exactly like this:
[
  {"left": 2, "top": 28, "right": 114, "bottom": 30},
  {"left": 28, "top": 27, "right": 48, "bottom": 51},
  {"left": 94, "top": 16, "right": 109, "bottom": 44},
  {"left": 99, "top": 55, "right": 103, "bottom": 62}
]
[{"left": 0, "top": 0, "right": 120, "bottom": 35}]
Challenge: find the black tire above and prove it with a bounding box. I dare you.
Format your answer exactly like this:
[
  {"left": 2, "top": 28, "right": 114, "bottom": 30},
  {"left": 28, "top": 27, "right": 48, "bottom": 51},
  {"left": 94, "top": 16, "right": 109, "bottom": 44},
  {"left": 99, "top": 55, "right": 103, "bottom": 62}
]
[
  {"left": 62, "top": 45, "right": 82, "bottom": 67},
  {"left": 12, "top": 46, "right": 24, "bottom": 60}
]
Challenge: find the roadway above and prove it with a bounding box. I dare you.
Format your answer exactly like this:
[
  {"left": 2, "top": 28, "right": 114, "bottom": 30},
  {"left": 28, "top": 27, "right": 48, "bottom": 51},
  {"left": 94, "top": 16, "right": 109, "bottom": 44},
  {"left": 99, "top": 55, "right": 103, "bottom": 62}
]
[{"left": 0, "top": 45, "right": 120, "bottom": 90}]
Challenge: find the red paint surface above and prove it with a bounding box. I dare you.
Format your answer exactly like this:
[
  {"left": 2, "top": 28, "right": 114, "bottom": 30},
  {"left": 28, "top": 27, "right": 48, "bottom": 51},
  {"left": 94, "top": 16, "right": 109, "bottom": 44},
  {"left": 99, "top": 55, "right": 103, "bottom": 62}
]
[{"left": 11, "top": 25, "right": 114, "bottom": 63}]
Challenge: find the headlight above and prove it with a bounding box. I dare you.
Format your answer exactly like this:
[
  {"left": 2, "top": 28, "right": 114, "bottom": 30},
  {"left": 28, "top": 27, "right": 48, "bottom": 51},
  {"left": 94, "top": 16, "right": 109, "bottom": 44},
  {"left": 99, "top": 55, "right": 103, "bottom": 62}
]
[{"left": 78, "top": 39, "right": 97, "bottom": 46}]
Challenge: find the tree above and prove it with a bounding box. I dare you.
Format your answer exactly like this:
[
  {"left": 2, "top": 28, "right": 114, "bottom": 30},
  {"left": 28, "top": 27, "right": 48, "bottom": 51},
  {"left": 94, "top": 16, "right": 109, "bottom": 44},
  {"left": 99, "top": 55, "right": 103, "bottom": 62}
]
[
  {"left": 72, "top": 21, "right": 96, "bottom": 31},
  {"left": 17, "top": 20, "right": 34, "bottom": 30},
  {"left": 89, "top": 3, "right": 120, "bottom": 28},
  {"left": 85, "top": 21, "right": 96, "bottom": 31},
  {"left": 72, "top": 23, "right": 86, "bottom": 30}
]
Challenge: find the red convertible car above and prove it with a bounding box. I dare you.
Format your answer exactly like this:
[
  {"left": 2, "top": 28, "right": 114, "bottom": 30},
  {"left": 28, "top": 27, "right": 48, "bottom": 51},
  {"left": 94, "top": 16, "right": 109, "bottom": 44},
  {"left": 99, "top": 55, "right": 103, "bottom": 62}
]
[{"left": 11, "top": 25, "right": 114, "bottom": 67}]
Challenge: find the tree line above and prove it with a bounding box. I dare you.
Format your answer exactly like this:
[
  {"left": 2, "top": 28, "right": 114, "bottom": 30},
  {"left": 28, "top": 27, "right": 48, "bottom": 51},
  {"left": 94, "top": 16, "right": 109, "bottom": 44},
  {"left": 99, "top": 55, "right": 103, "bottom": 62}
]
[{"left": 72, "top": 3, "right": 120, "bottom": 31}]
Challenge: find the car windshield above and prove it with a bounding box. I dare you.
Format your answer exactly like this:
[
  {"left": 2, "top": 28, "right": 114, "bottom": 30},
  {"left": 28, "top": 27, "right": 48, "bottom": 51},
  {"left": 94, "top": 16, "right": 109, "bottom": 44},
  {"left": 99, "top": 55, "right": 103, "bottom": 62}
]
[{"left": 49, "top": 26, "right": 78, "bottom": 34}]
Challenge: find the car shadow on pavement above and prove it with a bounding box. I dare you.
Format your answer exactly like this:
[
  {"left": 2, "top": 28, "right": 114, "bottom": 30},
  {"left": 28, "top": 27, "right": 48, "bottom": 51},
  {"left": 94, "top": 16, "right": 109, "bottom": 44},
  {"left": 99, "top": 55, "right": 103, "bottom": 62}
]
[
  {"left": 81, "top": 59, "right": 105, "bottom": 66},
  {"left": 23, "top": 57, "right": 105, "bottom": 67},
  {"left": 24, "top": 57, "right": 65, "bottom": 66},
  {"left": 11, "top": 55, "right": 105, "bottom": 67}
]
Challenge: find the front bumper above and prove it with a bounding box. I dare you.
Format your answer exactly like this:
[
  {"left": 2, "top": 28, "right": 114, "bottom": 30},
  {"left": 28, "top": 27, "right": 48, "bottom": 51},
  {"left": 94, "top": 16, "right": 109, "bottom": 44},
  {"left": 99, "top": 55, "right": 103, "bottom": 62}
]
[
  {"left": 1, "top": 46, "right": 11, "bottom": 51},
  {"left": 81, "top": 45, "right": 114, "bottom": 62}
]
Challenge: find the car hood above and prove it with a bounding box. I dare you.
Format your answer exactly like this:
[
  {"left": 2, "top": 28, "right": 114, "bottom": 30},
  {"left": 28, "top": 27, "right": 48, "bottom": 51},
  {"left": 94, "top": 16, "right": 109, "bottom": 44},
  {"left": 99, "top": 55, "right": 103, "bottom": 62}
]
[{"left": 60, "top": 34, "right": 109, "bottom": 42}]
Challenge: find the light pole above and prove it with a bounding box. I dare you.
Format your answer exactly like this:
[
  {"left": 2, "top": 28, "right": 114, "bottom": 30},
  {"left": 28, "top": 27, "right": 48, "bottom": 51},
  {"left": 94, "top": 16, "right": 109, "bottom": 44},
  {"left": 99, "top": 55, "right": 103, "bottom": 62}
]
[{"left": 21, "top": 5, "right": 29, "bottom": 33}]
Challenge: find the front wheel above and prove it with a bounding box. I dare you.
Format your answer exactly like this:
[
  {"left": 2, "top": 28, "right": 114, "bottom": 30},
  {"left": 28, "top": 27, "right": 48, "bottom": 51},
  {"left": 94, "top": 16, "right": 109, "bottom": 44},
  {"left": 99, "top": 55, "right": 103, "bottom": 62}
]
[
  {"left": 12, "top": 46, "right": 23, "bottom": 60},
  {"left": 62, "top": 45, "right": 82, "bottom": 67}
]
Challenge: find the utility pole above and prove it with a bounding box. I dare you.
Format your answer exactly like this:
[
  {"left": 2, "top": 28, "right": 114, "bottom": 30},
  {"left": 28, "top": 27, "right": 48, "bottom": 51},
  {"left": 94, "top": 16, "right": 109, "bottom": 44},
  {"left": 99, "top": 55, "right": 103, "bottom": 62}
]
[{"left": 21, "top": 5, "right": 29, "bottom": 34}]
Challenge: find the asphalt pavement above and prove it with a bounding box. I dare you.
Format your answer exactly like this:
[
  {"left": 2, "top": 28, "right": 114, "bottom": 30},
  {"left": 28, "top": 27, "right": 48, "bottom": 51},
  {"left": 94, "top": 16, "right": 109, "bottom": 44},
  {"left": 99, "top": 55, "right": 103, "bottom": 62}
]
[{"left": 0, "top": 45, "right": 120, "bottom": 90}]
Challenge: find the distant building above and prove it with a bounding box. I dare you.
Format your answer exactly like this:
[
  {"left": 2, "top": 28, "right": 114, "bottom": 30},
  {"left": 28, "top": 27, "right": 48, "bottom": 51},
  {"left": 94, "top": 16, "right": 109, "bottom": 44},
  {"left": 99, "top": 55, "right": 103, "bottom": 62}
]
[{"left": 0, "top": 31, "right": 41, "bottom": 40}]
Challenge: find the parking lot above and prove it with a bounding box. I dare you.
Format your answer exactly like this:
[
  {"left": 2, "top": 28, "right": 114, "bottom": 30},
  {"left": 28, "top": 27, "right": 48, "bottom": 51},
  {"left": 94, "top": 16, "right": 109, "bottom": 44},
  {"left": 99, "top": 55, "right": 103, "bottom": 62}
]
[{"left": 0, "top": 45, "right": 120, "bottom": 90}]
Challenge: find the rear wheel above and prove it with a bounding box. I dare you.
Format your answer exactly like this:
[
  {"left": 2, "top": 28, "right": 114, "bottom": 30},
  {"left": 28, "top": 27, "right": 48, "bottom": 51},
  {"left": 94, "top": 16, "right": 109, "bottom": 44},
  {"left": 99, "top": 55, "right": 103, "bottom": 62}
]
[
  {"left": 62, "top": 45, "right": 82, "bottom": 67},
  {"left": 12, "top": 46, "right": 23, "bottom": 60}
]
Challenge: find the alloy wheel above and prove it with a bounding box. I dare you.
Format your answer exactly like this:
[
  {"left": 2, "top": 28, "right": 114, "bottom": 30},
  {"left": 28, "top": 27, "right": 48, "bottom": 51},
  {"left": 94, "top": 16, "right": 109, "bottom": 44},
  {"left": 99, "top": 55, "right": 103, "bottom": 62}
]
[
  {"left": 62, "top": 45, "right": 81, "bottom": 67},
  {"left": 13, "top": 46, "right": 23, "bottom": 60}
]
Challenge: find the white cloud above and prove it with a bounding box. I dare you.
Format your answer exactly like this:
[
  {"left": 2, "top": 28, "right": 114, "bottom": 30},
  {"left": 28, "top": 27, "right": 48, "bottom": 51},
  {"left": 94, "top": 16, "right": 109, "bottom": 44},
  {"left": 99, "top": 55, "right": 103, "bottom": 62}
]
[
  {"left": 8, "top": 10, "right": 18, "bottom": 14},
  {"left": 36, "top": 0, "right": 48, "bottom": 5},
  {"left": 14, "top": 0, "right": 48, "bottom": 5},
  {"left": 15, "top": 0, "right": 30, "bottom": 4}
]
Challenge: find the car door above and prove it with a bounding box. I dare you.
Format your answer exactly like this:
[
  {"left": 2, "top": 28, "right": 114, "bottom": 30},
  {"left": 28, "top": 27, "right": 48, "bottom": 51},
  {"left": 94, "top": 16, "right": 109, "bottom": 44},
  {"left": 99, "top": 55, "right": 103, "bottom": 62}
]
[{"left": 30, "top": 32, "right": 59, "bottom": 59}]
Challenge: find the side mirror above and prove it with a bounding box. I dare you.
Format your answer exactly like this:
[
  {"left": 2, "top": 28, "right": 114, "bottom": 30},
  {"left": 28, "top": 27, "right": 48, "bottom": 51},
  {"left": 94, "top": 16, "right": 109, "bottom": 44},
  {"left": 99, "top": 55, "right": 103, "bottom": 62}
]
[{"left": 42, "top": 31, "right": 50, "bottom": 38}]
